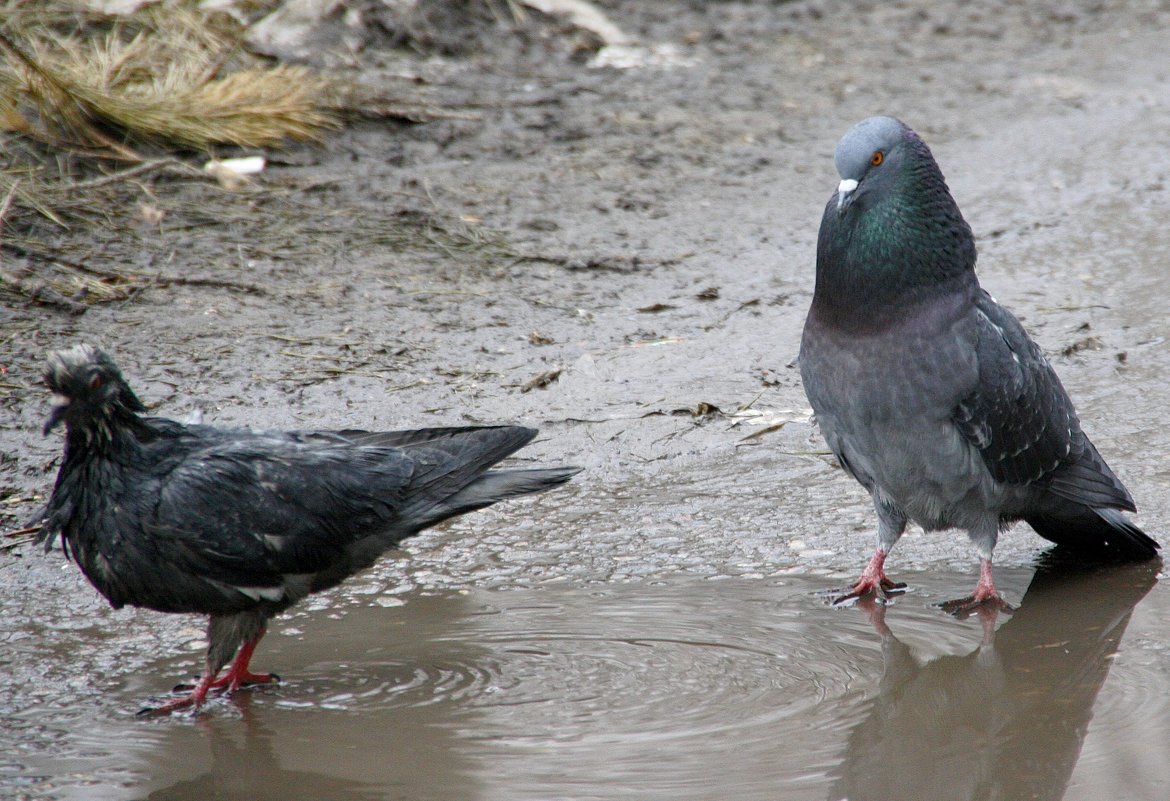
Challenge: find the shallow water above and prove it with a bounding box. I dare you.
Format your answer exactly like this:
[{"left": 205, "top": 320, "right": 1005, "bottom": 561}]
[{"left": 4, "top": 553, "right": 1168, "bottom": 801}]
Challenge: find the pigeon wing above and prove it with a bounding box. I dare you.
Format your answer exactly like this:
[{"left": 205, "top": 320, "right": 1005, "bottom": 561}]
[
  {"left": 952, "top": 292, "right": 1132, "bottom": 509},
  {"left": 151, "top": 438, "right": 414, "bottom": 588},
  {"left": 150, "top": 426, "right": 542, "bottom": 587}
]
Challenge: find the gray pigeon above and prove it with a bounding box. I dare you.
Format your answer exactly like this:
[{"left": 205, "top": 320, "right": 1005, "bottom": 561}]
[
  {"left": 799, "top": 116, "right": 1157, "bottom": 614},
  {"left": 39, "top": 344, "right": 580, "bottom": 713}
]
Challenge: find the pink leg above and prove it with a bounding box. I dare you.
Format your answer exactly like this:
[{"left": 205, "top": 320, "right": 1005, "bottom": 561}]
[
  {"left": 829, "top": 549, "right": 908, "bottom": 606},
  {"left": 939, "top": 558, "right": 1015, "bottom": 617},
  {"left": 205, "top": 635, "right": 278, "bottom": 692},
  {"left": 139, "top": 630, "right": 278, "bottom": 716}
]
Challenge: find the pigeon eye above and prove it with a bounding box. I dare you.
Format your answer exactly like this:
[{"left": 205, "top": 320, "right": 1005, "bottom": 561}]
[
  {"left": 89, "top": 374, "right": 103, "bottom": 391},
  {"left": 870, "top": 151, "right": 884, "bottom": 167}
]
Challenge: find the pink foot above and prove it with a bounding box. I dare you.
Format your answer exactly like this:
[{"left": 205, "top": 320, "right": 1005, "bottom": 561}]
[
  {"left": 828, "top": 550, "right": 908, "bottom": 606},
  {"left": 140, "top": 633, "right": 278, "bottom": 716},
  {"left": 203, "top": 637, "right": 279, "bottom": 692},
  {"left": 139, "top": 671, "right": 217, "bottom": 716},
  {"left": 939, "top": 558, "right": 1015, "bottom": 618}
]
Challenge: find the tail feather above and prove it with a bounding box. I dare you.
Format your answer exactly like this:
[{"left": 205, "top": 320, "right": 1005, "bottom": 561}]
[
  {"left": 328, "top": 426, "right": 521, "bottom": 450},
  {"left": 1025, "top": 505, "right": 1159, "bottom": 560},
  {"left": 423, "top": 467, "right": 582, "bottom": 527},
  {"left": 1046, "top": 445, "right": 1136, "bottom": 512}
]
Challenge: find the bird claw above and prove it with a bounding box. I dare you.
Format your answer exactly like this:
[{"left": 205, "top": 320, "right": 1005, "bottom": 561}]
[
  {"left": 137, "top": 695, "right": 202, "bottom": 717},
  {"left": 172, "top": 672, "right": 280, "bottom": 694},
  {"left": 822, "top": 578, "right": 909, "bottom": 607}
]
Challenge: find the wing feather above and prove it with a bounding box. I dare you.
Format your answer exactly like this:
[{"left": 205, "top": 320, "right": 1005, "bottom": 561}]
[{"left": 952, "top": 292, "right": 1132, "bottom": 510}]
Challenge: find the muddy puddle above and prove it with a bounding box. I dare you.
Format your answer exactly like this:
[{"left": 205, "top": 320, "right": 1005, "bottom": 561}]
[{"left": 4, "top": 556, "right": 1167, "bottom": 801}]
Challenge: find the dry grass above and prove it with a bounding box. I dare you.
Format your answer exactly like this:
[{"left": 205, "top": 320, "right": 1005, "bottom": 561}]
[
  {"left": 0, "top": 4, "right": 337, "bottom": 153},
  {"left": 0, "top": 2, "right": 523, "bottom": 310}
]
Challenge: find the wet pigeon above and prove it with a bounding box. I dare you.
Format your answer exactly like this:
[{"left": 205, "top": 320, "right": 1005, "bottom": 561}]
[
  {"left": 799, "top": 116, "right": 1158, "bottom": 614},
  {"left": 39, "top": 344, "right": 580, "bottom": 713}
]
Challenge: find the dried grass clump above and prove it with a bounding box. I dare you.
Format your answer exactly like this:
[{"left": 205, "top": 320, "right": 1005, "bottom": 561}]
[{"left": 0, "top": 4, "right": 337, "bottom": 153}]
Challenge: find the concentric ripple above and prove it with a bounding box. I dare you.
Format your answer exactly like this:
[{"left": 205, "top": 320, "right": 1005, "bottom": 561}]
[{"left": 5, "top": 563, "right": 1167, "bottom": 801}]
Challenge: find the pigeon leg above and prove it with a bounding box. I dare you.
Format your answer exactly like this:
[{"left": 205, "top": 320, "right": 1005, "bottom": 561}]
[
  {"left": 140, "top": 634, "right": 278, "bottom": 716},
  {"left": 939, "top": 558, "right": 1015, "bottom": 617},
  {"left": 171, "top": 629, "right": 278, "bottom": 694},
  {"left": 205, "top": 631, "right": 279, "bottom": 692},
  {"left": 830, "top": 549, "right": 908, "bottom": 606}
]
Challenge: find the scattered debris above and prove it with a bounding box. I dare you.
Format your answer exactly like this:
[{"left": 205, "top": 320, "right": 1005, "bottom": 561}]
[
  {"left": 637, "top": 302, "right": 676, "bottom": 313},
  {"left": 519, "top": 368, "right": 563, "bottom": 392},
  {"left": 528, "top": 330, "right": 555, "bottom": 345},
  {"left": 737, "top": 422, "right": 787, "bottom": 443},
  {"left": 245, "top": 0, "right": 349, "bottom": 62},
  {"left": 702, "top": 297, "right": 760, "bottom": 331},
  {"left": 728, "top": 407, "right": 813, "bottom": 445},
  {"left": 666, "top": 401, "right": 722, "bottom": 418},
  {"left": 521, "top": 0, "right": 633, "bottom": 46},
  {"left": 696, "top": 286, "right": 719, "bottom": 301},
  {"left": 204, "top": 156, "right": 267, "bottom": 190},
  {"left": 1061, "top": 335, "right": 1104, "bottom": 357}
]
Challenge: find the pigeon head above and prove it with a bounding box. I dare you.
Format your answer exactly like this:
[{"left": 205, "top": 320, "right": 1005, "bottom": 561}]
[
  {"left": 43, "top": 344, "right": 146, "bottom": 438},
  {"left": 833, "top": 116, "right": 911, "bottom": 213},
  {"left": 812, "top": 116, "right": 977, "bottom": 330}
]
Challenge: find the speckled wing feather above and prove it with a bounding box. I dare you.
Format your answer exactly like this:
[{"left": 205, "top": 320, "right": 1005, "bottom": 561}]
[{"left": 952, "top": 291, "right": 1133, "bottom": 510}]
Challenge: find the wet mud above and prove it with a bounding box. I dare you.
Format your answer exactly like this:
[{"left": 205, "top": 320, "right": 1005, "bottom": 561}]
[{"left": 4, "top": 1, "right": 1170, "bottom": 799}]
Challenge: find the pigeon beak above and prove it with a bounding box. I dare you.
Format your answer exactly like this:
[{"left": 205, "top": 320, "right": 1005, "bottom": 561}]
[
  {"left": 43, "top": 395, "right": 69, "bottom": 435},
  {"left": 836, "top": 178, "right": 859, "bottom": 211}
]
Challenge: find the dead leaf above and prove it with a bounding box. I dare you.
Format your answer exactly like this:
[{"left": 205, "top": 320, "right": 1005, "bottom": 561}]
[
  {"left": 520, "top": 368, "right": 563, "bottom": 392},
  {"left": 670, "top": 401, "right": 722, "bottom": 418},
  {"left": 736, "top": 422, "right": 787, "bottom": 444}
]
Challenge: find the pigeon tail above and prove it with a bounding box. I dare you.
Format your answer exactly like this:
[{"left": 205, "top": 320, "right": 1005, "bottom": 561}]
[
  {"left": 418, "top": 466, "right": 581, "bottom": 529},
  {"left": 1025, "top": 506, "right": 1159, "bottom": 560}
]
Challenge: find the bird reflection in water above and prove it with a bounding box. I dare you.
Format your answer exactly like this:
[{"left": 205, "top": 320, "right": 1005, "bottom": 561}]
[
  {"left": 144, "top": 701, "right": 385, "bottom": 801},
  {"left": 828, "top": 551, "right": 1161, "bottom": 801}
]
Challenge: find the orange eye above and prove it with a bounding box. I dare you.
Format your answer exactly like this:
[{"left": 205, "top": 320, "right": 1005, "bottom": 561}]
[
  {"left": 870, "top": 151, "right": 884, "bottom": 166},
  {"left": 89, "top": 374, "right": 103, "bottom": 391}
]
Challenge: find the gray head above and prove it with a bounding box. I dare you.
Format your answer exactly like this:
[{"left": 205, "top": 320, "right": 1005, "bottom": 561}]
[
  {"left": 43, "top": 344, "right": 146, "bottom": 436},
  {"left": 832, "top": 116, "right": 914, "bottom": 210}
]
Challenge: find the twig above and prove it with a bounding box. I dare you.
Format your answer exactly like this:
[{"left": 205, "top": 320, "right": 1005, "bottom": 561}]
[
  {"left": 0, "top": 179, "right": 20, "bottom": 233},
  {"left": 150, "top": 273, "right": 266, "bottom": 295},
  {"left": 3, "top": 526, "right": 40, "bottom": 539},
  {"left": 63, "top": 159, "right": 200, "bottom": 191}
]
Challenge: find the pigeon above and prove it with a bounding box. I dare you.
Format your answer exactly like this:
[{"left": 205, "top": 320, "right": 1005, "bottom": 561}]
[
  {"left": 38, "top": 344, "right": 580, "bottom": 713},
  {"left": 799, "top": 116, "right": 1158, "bottom": 614}
]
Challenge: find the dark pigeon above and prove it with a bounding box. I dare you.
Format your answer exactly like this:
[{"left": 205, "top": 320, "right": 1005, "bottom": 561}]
[
  {"left": 799, "top": 116, "right": 1158, "bottom": 614},
  {"left": 39, "top": 344, "right": 580, "bottom": 713}
]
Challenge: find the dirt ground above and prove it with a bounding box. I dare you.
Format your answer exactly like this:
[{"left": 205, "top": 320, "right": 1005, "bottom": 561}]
[{"left": 3, "top": 1, "right": 1170, "bottom": 798}]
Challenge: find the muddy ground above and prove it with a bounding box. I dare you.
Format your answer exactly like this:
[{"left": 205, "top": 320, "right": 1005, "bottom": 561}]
[{"left": 3, "top": 1, "right": 1170, "bottom": 799}]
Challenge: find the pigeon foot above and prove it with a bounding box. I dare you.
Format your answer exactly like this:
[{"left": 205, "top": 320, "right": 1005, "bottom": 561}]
[
  {"left": 825, "top": 549, "right": 908, "bottom": 606},
  {"left": 172, "top": 670, "right": 280, "bottom": 694},
  {"left": 142, "top": 636, "right": 279, "bottom": 715},
  {"left": 829, "top": 576, "right": 909, "bottom": 607},
  {"left": 938, "top": 558, "right": 1014, "bottom": 618},
  {"left": 141, "top": 671, "right": 281, "bottom": 717},
  {"left": 938, "top": 593, "right": 1015, "bottom": 618}
]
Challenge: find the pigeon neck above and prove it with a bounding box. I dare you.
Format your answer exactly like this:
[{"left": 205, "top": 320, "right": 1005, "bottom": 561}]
[
  {"left": 812, "top": 161, "right": 977, "bottom": 334},
  {"left": 64, "top": 411, "right": 156, "bottom": 458},
  {"left": 810, "top": 270, "right": 977, "bottom": 335}
]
